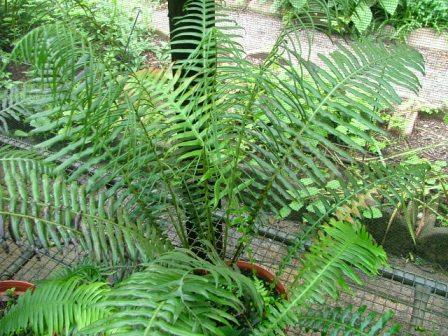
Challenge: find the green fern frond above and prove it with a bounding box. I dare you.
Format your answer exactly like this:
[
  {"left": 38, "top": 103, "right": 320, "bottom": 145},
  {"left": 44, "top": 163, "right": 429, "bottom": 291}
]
[
  {"left": 228, "top": 39, "right": 425, "bottom": 251},
  {"left": 253, "top": 221, "right": 387, "bottom": 335},
  {"left": 10, "top": 22, "right": 167, "bottom": 226},
  {"left": 275, "top": 162, "right": 429, "bottom": 276},
  {"left": 0, "top": 149, "right": 169, "bottom": 264},
  {"left": 297, "top": 305, "right": 401, "bottom": 335},
  {"left": 0, "top": 274, "right": 110, "bottom": 336},
  {"left": 0, "top": 87, "right": 34, "bottom": 133},
  {"left": 84, "top": 249, "right": 263, "bottom": 336},
  {"left": 11, "top": 23, "right": 89, "bottom": 81}
]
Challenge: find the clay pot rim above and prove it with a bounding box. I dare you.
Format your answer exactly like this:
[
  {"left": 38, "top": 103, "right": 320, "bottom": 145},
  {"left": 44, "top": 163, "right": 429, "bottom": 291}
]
[
  {"left": 232, "top": 260, "right": 288, "bottom": 299},
  {"left": 0, "top": 280, "right": 35, "bottom": 296}
]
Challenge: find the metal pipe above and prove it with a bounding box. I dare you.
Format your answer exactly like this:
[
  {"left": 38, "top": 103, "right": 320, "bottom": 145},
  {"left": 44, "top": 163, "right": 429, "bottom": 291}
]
[
  {"left": 256, "top": 225, "right": 448, "bottom": 298},
  {"left": 0, "top": 250, "right": 35, "bottom": 280}
]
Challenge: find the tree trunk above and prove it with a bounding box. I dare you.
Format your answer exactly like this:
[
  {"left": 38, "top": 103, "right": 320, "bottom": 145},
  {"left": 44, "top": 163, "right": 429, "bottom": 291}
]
[{"left": 168, "top": 0, "right": 189, "bottom": 65}]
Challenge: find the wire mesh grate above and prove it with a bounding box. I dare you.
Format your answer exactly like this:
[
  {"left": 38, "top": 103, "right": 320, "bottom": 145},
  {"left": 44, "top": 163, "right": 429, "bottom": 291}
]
[
  {"left": 2, "top": 226, "right": 447, "bottom": 335},
  {"left": 0, "top": 241, "right": 79, "bottom": 282}
]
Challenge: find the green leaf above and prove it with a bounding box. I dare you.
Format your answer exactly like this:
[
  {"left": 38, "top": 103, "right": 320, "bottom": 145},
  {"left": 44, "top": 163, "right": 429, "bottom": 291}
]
[
  {"left": 85, "top": 250, "right": 263, "bottom": 336},
  {"left": 296, "top": 305, "right": 401, "bottom": 335},
  {"left": 306, "top": 200, "right": 326, "bottom": 214},
  {"left": 363, "top": 207, "right": 383, "bottom": 219},
  {"left": 219, "top": 327, "right": 245, "bottom": 336},
  {"left": 0, "top": 148, "right": 169, "bottom": 265},
  {"left": 0, "top": 275, "right": 110, "bottom": 335},
  {"left": 325, "top": 180, "right": 341, "bottom": 190},
  {"left": 379, "top": 0, "right": 399, "bottom": 15},
  {"left": 300, "top": 178, "right": 315, "bottom": 186},
  {"left": 351, "top": 2, "right": 373, "bottom": 32},
  {"left": 279, "top": 206, "right": 292, "bottom": 218},
  {"left": 351, "top": 136, "right": 367, "bottom": 147},
  {"left": 290, "top": 201, "right": 303, "bottom": 211},
  {"left": 13, "top": 130, "right": 29, "bottom": 137},
  {"left": 335, "top": 125, "right": 348, "bottom": 135},
  {"left": 253, "top": 221, "right": 388, "bottom": 335},
  {"left": 290, "top": 0, "right": 307, "bottom": 10}
]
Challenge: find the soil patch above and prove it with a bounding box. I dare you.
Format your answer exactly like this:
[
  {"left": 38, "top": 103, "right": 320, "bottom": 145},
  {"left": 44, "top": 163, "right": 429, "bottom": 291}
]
[
  {"left": 385, "top": 116, "right": 448, "bottom": 165},
  {"left": 5, "top": 63, "right": 28, "bottom": 82},
  {"left": 407, "top": 117, "right": 448, "bottom": 163}
]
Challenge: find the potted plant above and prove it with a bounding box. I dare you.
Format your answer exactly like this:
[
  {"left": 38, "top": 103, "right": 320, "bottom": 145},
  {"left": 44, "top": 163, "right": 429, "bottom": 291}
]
[
  {"left": 0, "top": 280, "right": 34, "bottom": 335},
  {"left": 0, "top": 281, "right": 34, "bottom": 297},
  {"left": 0, "top": 280, "right": 34, "bottom": 315},
  {"left": 0, "top": 0, "right": 428, "bottom": 334}
]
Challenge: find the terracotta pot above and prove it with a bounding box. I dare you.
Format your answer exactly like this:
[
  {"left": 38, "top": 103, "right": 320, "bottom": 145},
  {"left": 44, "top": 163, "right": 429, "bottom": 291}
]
[
  {"left": 0, "top": 280, "right": 35, "bottom": 296},
  {"left": 233, "top": 260, "right": 288, "bottom": 299},
  {"left": 232, "top": 261, "right": 290, "bottom": 334}
]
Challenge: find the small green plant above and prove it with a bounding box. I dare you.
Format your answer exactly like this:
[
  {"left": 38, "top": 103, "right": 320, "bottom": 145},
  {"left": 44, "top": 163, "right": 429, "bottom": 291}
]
[
  {"left": 395, "top": 0, "right": 448, "bottom": 34},
  {"left": 441, "top": 101, "right": 448, "bottom": 125},
  {"left": 420, "top": 106, "right": 438, "bottom": 116},
  {"left": 273, "top": 0, "right": 448, "bottom": 37},
  {"left": 54, "top": 0, "right": 155, "bottom": 69},
  {"left": 385, "top": 112, "right": 407, "bottom": 132},
  {"left": 398, "top": 157, "right": 448, "bottom": 231},
  {"left": 0, "top": 288, "right": 34, "bottom": 336},
  {"left": 0, "top": 0, "right": 53, "bottom": 52},
  {"left": 419, "top": 103, "right": 448, "bottom": 119},
  {"left": 0, "top": 288, "right": 16, "bottom": 317},
  {"left": 252, "top": 277, "right": 277, "bottom": 315},
  {"left": 0, "top": 0, "right": 156, "bottom": 89}
]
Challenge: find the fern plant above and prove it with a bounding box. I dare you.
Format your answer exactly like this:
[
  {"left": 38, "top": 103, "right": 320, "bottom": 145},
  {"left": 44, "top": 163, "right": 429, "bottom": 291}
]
[{"left": 0, "top": 0, "right": 429, "bottom": 334}]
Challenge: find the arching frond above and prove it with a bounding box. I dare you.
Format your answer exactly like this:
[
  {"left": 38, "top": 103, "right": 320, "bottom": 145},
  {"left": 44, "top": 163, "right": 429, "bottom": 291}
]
[
  {"left": 297, "top": 305, "right": 400, "bottom": 335},
  {"left": 276, "top": 162, "right": 429, "bottom": 276},
  {"left": 0, "top": 87, "right": 33, "bottom": 133},
  {"left": 253, "top": 221, "right": 387, "bottom": 335},
  {"left": 9, "top": 22, "right": 169, "bottom": 226},
  {"left": 11, "top": 23, "right": 90, "bottom": 87},
  {"left": 84, "top": 249, "right": 264, "bottom": 336},
  {"left": 218, "top": 38, "right": 424, "bottom": 259},
  {"left": 0, "top": 273, "right": 109, "bottom": 336},
  {"left": 0, "top": 148, "right": 169, "bottom": 265}
]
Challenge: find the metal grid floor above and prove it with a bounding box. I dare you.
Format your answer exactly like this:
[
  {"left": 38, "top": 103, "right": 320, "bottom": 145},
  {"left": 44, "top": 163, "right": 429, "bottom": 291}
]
[
  {"left": 1, "top": 232, "right": 447, "bottom": 335},
  {"left": 0, "top": 241, "right": 78, "bottom": 282}
]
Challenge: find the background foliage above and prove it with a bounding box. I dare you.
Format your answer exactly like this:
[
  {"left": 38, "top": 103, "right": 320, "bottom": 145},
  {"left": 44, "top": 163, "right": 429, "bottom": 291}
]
[
  {"left": 270, "top": 0, "right": 448, "bottom": 36},
  {"left": 0, "top": 0, "right": 157, "bottom": 90}
]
